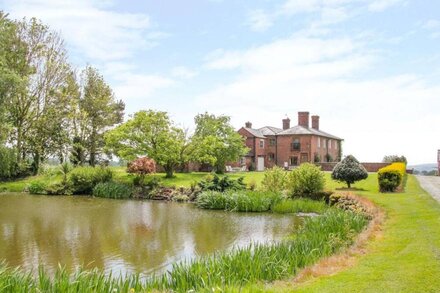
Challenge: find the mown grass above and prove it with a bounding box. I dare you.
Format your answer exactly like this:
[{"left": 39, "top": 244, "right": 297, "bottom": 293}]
[{"left": 0, "top": 208, "right": 368, "bottom": 292}]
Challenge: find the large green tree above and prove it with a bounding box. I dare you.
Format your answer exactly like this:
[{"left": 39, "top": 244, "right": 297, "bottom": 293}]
[
  {"left": 191, "top": 112, "right": 248, "bottom": 174},
  {"left": 105, "top": 110, "right": 189, "bottom": 178},
  {"left": 79, "top": 66, "right": 124, "bottom": 166}
]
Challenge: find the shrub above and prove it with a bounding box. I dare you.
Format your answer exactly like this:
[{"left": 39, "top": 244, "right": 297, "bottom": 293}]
[
  {"left": 286, "top": 163, "right": 325, "bottom": 197},
  {"left": 45, "top": 182, "right": 72, "bottom": 195},
  {"left": 261, "top": 166, "right": 287, "bottom": 193},
  {"left": 198, "top": 174, "right": 246, "bottom": 192},
  {"left": 28, "top": 181, "right": 47, "bottom": 195},
  {"left": 69, "top": 166, "right": 113, "bottom": 194},
  {"left": 378, "top": 162, "right": 406, "bottom": 192},
  {"left": 331, "top": 155, "right": 368, "bottom": 188},
  {"left": 127, "top": 157, "right": 156, "bottom": 186},
  {"left": 92, "top": 182, "right": 133, "bottom": 199},
  {"left": 196, "top": 190, "right": 282, "bottom": 212}
]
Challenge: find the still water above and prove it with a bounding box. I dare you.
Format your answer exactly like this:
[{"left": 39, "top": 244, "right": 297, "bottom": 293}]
[{"left": 0, "top": 193, "right": 301, "bottom": 277}]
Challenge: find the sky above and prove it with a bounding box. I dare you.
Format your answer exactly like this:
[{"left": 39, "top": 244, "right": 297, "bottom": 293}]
[{"left": 1, "top": 0, "right": 440, "bottom": 165}]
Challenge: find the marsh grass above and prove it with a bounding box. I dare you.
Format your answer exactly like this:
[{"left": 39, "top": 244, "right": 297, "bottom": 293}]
[
  {"left": 0, "top": 209, "right": 368, "bottom": 292},
  {"left": 195, "top": 190, "right": 283, "bottom": 212},
  {"left": 272, "top": 198, "right": 329, "bottom": 214}
]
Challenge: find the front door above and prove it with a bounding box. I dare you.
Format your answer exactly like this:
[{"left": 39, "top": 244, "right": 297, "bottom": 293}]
[
  {"left": 257, "top": 157, "right": 265, "bottom": 171},
  {"left": 300, "top": 153, "right": 309, "bottom": 163}
]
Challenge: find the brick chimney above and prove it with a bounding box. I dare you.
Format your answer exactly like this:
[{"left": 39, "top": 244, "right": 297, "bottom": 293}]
[
  {"left": 311, "top": 115, "right": 320, "bottom": 130},
  {"left": 282, "top": 117, "right": 290, "bottom": 130},
  {"left": 245, "top": 121, "right": 252, "bottom": 128},
  {"left": 298, "top": 112, "right": 310, "bottom": 128}
]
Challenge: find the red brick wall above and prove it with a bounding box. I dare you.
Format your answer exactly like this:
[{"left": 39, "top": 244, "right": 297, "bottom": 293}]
[{"left": 318, "top": 162, "right": 390, "bottom": 172}]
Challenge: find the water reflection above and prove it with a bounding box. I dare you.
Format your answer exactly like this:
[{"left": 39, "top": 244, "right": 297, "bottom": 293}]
[{"left": 0, "top": 193, "right": 301, "bottom": 276}]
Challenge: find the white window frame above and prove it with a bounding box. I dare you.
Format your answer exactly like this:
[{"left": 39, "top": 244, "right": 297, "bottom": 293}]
[
  {"left": 329, "top": 139, "right": 332, "bottom": 149},
  {"left": 259, "top": 139, "right": 264, "bottom": 148},
  {"left": 317, "top": 137, "right": 320, "bottom": 148}
]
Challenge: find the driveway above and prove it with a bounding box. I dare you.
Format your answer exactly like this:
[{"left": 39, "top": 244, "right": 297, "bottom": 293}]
[{"left": 416, "top": 175, "right": 440, "bottom": 203}]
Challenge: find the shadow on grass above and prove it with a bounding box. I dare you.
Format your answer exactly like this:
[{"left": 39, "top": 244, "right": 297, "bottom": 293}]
[{"left": 335, "top": 187, "right": 368, "bottom": 192}]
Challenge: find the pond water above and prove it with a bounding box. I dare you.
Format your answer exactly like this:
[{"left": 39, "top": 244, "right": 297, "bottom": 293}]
[{"left": 0, "top": 193, "right": 301, "bottom": 277}]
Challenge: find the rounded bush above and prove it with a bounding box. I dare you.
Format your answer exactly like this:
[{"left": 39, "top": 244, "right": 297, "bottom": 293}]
[
  {"left": 331, "top": 155, "right": 368, "bottom": 188},
  {"left": 69, "top": 166, "right": 113, "bottom": 194},
  {"left": 287, "top": 163, "right": 325, "bottom": 197}
]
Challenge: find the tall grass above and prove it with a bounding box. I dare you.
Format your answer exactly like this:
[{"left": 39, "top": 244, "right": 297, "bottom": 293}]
[
  {"left": 0, "top": 209, "right": 368, "bottom": 292},
  {"left": 196, "top": 190, "right": 283, "bottom": 212},
  {"left": 92, "top": 182, "right": 133, "bottom": 199},
  {"left": 272, "top": 198, "right": 329, "bottom": 214}
]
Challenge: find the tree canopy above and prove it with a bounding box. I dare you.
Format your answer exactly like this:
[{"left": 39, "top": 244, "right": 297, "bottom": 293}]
[{"left": 331, "top": 155, "right": 368, "bottom": 188}]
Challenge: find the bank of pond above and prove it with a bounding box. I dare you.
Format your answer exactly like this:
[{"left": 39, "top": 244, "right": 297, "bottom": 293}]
[{"left": 0, "top": 166, "right": 374, "bottom": 292}]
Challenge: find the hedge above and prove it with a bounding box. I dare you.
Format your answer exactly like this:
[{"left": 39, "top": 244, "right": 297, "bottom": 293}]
[{"left": 378, "top": 162, "right": 406, "bottom": 192}]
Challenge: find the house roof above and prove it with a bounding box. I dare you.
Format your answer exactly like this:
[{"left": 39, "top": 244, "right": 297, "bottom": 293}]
[{"left": 243, "top": 125, "right": 342, "bottom": 140}]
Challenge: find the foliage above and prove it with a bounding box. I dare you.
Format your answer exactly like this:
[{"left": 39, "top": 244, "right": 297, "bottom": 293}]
[
  {"left": 27, "top": 181, "right": 47, "bottom": 194},
  {"left": 68, "top": 166, "right": 113, "bottom": 194},
  {"left": 105, "top": 110, "right": 189, "bottom": 178},
  {"left": 271, "top": 198, "right": 329, "bottom": 214},
  {"left": 261, "top": 166, "right": 287, "bottom": 193},
  {"left": 79, "top": 66, "right": 125, "bottom": 166},
  {"left": 196, "top": 190, "right": 283, "bottom": 212},
  {"left": 383, "top": 155, "right": 407, "bottom": 164},
  {"left": 44, "top": 182, "right": 72, "bottom": 195},
  {"left": 197, "top": 174, "right": 246, "bottom": 192},
  {"left": 329, "top": 194, "right": 372, "bottom": 219},
  {"left": 92, "top": 182, "right": 132, "bottom": 199},
  {"left": 314, "top": 153, "right": 321, "bottom": 163},
  {"left": 127, "top": 157, "right": 156, "bottom": 186},
  {"left": 287, "top": 163, "right": 325, "bottom": 197},
  {"left": 325, "top": 153, "right": 333, "bottom": 162},
  {"left": 190, "top": 112, "right": 249, "bottom": 174},
  {"left": 59, "top": 162, "right": 72, "bottom": 186},
  {"left": 0, "top": 146, "right": 17, "bottom": 180},
  {"left": 378, "top": 162, "right": 406, "bottom": 192},
  {"left": 331, "top": 155, "right": 368, "bottom": 188}
]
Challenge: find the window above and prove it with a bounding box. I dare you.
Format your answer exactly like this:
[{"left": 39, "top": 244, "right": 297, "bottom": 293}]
[
  {"left": 269, "top": 138, "right": 276, "bottom": 146},
  {"left": 291, "top": 138, "right": 300, "bottom": 151},
  {"left": 329, "top": 139, "right": 332, "bottom": 149},
  {"left": 317, "top": 137, "right": 320, "bottom": 148},
  {"left": 290, "top": 156, "right": 298, "bottom": 166},
  {"left": 268, "top": 153, "right": 275, "bottom": 162},
  {"left": 259, "top": 139, "right": 264, "bottom": 148},
  {"left": 323, "top": 139, "right": 327, "bottom": 149},
  {"left": 334, "top": 140, "right": 338, "bottom": 149}
]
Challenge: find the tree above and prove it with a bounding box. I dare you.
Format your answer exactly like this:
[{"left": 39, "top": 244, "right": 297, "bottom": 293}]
[
  {"left": 127, "top": 157, "right": 156, "bottom": 186},
  {"left": 79, "top": 66, "right": 124, "bottom": 166},
  {"left": 383, "top": 155, "right": 407, "bottom": 164},
  {"left": 331, "top": 155, "right": 368, "bottom": 188},
  {"left": 191, "top": 112, "right": 249, "bottom": 174},
  {"left": 105, "top": 110, "right": 189, "bottom": 178}
]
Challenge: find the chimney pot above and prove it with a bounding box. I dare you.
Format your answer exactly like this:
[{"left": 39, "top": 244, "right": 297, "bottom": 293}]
[
  {"left": 298, "top": 112, "right": 310, "bottom": 128},
  {"left": 245, "top": 121, "right": 252, "bottom": 128},
  {"left": 282, "top": 117, "right": 290, "bottom": 130},
  {"left": 311, "top": 115, "right": 320, "bottom": 130}
]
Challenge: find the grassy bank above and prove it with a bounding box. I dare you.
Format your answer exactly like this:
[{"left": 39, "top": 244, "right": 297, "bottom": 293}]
[
  {"left": 242, "top": 174, "right": 440, "bottom": 292},
  {"left": 0, "top": 167, "right": 265, "bottom": 192}
]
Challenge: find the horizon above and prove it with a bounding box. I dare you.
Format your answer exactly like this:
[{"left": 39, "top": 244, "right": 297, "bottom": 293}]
[{"left": 1, "top": 0, "right": 440, "bottom": 165}]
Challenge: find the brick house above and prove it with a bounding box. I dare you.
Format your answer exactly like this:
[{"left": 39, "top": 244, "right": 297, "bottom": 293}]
[{"left": 238, "top": 112, "right": 343, "bottom": 171}]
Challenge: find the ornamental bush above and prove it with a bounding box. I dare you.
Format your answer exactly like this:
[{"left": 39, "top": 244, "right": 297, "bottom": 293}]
[
  {"left": 261, "top": 166, "right": 287, "bottom": 193},
  {"left": 286, "top": 163, "right": 325, "bottom": 197},
  {"left": 331, "top": 155, "right": 368, "bottom": 188},
  {"left": 69, "top": 166, "right": 113, "bottom": 194},
  {"left": 378, "top": 162, "right": 406, "bottom": 192},
  {"left": 198, "top": 174, "right": 246, "bottom": 192},
  {"left": 127, "top": 157, "right": 156, "bottom": 186}
]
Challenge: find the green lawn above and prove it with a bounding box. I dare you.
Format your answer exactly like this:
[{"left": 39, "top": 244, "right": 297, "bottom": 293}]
[{"left": 252, "top": 174, "right": 440, "bottom": 292}]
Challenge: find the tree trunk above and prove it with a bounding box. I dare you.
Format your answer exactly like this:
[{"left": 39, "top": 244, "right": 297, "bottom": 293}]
[
  {"left": 347, "top": 182, "right": 351, "bottom": 188},
  {"left": 164, "top": 165, "right": 174, "bottom": 178}
]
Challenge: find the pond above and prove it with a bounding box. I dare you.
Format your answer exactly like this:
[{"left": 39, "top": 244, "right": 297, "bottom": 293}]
[{"left": 0, "top": 193, "right": 302, "bottom": 277}]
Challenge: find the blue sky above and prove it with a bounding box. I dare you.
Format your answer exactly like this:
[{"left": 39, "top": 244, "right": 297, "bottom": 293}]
[{"left": 1, "top": 0, "right": 440, "bottom": 164}]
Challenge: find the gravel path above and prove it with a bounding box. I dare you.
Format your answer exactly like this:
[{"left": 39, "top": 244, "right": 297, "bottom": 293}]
[{"left": 416, "top": 175, "right": 440, "bottom": 203}]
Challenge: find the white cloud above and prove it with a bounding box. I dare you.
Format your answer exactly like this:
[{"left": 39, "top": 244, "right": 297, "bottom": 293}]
[
  {"left": 3, "top": 0, "right": 166, "bottom": 62},
  {"left": 368, "top": 0, "right": 405, "bottom": 12},
  {"left": 199, "top": 35, "right": 440, "bottom": 164},
  {"left": 171, "top": 66, "right": 198, "bottom": 79},
  {"left": 421, "top": 19, "right": 440, "bottom": 39},
  {"left": 246, "top": 9, "right": 274, "bottom": 32}
]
